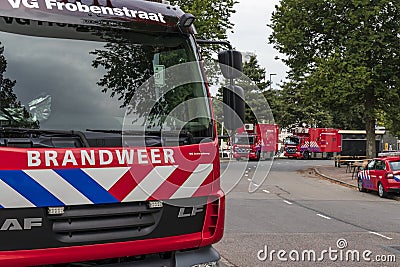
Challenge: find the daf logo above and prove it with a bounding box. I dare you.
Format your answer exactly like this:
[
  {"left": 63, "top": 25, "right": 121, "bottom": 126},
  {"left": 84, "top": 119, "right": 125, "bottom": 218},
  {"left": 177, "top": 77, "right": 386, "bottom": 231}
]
[
  {"left": 0, "top": 218, "right": 43, "bottom": 231},
  {"left": 178, "top": 206, "right": 204, "bottom": 218}
]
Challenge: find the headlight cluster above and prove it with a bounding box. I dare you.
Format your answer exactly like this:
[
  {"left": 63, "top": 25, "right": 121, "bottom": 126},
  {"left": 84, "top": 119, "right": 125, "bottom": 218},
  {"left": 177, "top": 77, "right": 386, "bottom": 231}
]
[{"left": 235, "top": 148, "right": 251, "bottom": 153}]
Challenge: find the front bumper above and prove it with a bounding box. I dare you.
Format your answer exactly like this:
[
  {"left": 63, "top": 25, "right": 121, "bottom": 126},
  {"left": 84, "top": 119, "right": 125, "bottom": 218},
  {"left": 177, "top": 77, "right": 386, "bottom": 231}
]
[
  {"left": 387, "top": 188, "right": 400, "bottom": 194},
  {"left": 101, "top": 246, "right": 220, "bottom": 267},
  {"left": 0, "top": 194, "right": 225, "bottom": 266},
  {"left": 284, "top": 152, "right": 301, "bottom": 158}
]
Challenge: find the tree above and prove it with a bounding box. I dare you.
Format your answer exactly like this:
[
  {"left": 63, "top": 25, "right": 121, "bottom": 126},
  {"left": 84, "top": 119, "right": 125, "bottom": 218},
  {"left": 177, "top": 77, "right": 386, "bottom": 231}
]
[
  {"left": 240, "top": 55, "right": 269, "bottom": 124},
  {"left": 0, "top": 44, "right": 37, "bottom": 128},
  {"left": 171, "top": 0, "right": 238, "bottom": 66},
  {"left": 269, "top": 0, "right": 400, "bottom": 158},
  {"left": 216, "top": 55, "right": 275, "bottom": 124},
  {"left": 171, "top": 0, "right": 237, "bottom": 41},
  {"left": 271, "top": 80, "right": 335, "bottom": 129},
  {"left": 213, "top": 55, "right": 274, "bottom": 134}
]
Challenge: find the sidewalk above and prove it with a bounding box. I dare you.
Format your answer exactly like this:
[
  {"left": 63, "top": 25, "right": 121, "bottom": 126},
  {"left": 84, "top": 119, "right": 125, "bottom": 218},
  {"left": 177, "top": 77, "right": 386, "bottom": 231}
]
[{"left": 314, "top": 164, "right": 358, "bottom": 188}]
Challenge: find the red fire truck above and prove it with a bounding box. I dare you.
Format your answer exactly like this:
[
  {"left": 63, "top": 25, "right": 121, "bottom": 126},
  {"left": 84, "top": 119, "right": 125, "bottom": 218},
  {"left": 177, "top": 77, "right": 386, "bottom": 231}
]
[
  {"left": 0, "top": 0, "right": 244, "bottom": 266},
  {"left": 233, "top": 123, "right": 279, "bottom": 160},
  {"left": 284, "top": 128, "right": 341, "bottom": 159}
]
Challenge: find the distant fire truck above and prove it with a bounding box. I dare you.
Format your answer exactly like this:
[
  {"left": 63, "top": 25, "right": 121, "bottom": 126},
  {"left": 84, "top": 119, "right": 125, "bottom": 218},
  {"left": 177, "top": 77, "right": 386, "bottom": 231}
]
[
  {"left": 233, "top": 123, "right": 279, "bottom": 160},
  {"left": 284, "top": 128, "right": 341, "bottom": 159}
]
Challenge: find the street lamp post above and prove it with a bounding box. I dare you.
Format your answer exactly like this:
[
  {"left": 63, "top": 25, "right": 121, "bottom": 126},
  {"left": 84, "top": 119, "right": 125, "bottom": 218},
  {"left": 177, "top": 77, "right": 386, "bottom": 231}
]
[{"left": 269, "top": 73, "right": 277, "bottom": 89}]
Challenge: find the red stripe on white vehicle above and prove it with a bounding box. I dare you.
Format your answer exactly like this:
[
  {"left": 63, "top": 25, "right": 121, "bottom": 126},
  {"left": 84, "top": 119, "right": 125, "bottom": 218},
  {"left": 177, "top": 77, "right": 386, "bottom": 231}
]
[
  {"left": 108, "top": 170, "right": 140, "bottom": 201},
  {"left": 171, "top": 164, "right": 213, "bottom": 199},
  {"left": 151, "top": 162, "right": 201, "bottom": 200},
  {"left": 123, "top": 165, "right": 178, "bottom": 202}
]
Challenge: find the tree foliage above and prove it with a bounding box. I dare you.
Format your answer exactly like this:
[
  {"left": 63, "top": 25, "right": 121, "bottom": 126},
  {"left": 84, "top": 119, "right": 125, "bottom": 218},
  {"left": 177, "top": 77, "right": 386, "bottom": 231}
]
[
  {"left": 240, "top": 55, "right": 269, "bottom": 124},
  {"left": 171, "top": 0, "right": 238, "bottom": 66},
  {"left": 171, "top": 0, "right": 237, "bottom": 40},
  {"left": 269, "top": 0, "right": 400, "bottom": 157},
  {"left": 214, "top": 55, "right": 274, "bottom": 134},
  {"left": 0, "top": 44, "right": 37, "bottom": 128}
]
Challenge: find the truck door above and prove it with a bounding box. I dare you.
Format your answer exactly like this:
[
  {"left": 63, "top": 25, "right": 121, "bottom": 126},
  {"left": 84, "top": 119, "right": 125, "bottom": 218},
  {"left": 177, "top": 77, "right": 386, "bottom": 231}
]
[{"left": 321, "top": 133, "right": 338, "bottom": 151}]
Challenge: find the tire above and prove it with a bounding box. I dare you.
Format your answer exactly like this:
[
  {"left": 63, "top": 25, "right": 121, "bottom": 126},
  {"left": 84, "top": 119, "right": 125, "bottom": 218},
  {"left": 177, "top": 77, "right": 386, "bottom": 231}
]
[
  {"left": 378, "top": 182, "right": 388, "bottom": 198},
  {"left": 303, "top": 151, "right": 310, "bottom": 160},
  {"left": 358, "top": 178, "right": 366, "bottom": 192}
]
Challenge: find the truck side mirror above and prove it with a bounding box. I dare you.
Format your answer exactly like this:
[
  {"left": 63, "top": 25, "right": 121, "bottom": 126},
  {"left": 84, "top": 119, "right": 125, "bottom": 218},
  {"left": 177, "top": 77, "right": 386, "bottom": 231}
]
[
  {"left": 223, "top": 85, "right": 245, "bottom": 130},
  {"left": 218, "top": 50, "right": 243, "bottom": 79}
]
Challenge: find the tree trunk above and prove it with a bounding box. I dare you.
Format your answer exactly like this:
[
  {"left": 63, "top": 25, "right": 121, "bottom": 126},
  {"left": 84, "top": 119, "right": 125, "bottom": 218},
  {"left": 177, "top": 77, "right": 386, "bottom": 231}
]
[
  {"left": 365, "top": 89, "right": 376, "bottom": 159},
  {"left": 365, "top": 117, "right": 376, "bottom": 159}
]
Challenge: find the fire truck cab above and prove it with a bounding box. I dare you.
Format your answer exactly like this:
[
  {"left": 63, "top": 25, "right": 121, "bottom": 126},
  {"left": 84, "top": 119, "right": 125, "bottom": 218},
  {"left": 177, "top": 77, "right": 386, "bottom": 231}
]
[
  {"left": 284, "top": 128, "right": 341, "bottom": 159},
  {"left": 233, "top": 123, "right": 278, "bottom": 160},
  {"left": 0, "top": 0, "right": 244, "bottom": 266}
]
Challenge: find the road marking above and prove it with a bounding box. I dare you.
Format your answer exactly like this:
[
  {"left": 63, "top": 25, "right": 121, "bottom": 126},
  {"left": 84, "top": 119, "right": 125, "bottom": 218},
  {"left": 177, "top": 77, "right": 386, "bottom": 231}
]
[
  {"left": 262, "top": 189, "right": 270, "bottom": 194},
  {"left": 283, "top": 200, "right": 293, "bottom": 205},
  {"left": 369, "top": 231, "right": 393, "bottom": 240},
  {"left": 220, "top": 257, "right": 235, "bottom": 267},
  {"left": 316, "top": 214, "right": 332, "bottom": 220}
]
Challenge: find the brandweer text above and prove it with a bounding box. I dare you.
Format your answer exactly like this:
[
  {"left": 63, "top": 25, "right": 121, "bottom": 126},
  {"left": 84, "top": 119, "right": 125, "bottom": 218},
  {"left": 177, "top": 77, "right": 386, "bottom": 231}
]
[{"left": 27, "top": 149, "right": 176, "bottom": 167}]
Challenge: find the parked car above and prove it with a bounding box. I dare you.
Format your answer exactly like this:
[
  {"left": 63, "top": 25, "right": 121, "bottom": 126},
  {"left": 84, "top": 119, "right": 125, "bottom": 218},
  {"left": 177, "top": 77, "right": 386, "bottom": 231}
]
[{"left": 357, "top": 157, "right": 400, "bottom": 197}]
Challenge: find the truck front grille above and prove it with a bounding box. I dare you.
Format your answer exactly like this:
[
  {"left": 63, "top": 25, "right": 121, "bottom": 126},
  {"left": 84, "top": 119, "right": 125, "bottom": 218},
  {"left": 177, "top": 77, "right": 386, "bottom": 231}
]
[
  {"left": 286, "top": 148, "right": 297, "bottom": 154},
  {"left": 235, "top": 148, "right": 250, "bottom": 153},
  {"left": 48, "top": 202, "right": 163, "bottom": 243}
]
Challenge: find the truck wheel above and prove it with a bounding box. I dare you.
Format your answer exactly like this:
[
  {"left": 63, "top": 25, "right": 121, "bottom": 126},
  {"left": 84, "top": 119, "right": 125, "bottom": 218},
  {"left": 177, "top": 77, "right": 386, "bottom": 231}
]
[
  {"left": 378, "top": 182, "right": 387, "bottom": 198},
  {"left": 303, "top": 151, "right": 310, "bottom": 160},
  {"left": 357, "top": 178, "right": 366, "bottom": 192}
]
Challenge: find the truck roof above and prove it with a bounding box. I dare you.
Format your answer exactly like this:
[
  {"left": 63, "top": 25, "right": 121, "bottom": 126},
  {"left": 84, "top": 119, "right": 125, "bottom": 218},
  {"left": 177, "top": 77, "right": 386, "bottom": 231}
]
[{"left": 0, "top": 0, "right": 187, "bottom": 33}]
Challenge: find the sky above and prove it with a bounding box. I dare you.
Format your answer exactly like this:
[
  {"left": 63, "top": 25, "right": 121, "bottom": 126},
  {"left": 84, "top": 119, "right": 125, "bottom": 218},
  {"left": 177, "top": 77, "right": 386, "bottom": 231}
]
[{"left": 227, "top": 0, "right": 288, "bottom": 88}]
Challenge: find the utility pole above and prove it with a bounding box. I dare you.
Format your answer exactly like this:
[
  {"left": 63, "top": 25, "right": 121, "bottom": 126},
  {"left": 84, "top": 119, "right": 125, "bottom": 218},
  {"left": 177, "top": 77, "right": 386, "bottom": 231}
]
[{"left": 269, "top": 73, "right": 276, "bottom": 89}]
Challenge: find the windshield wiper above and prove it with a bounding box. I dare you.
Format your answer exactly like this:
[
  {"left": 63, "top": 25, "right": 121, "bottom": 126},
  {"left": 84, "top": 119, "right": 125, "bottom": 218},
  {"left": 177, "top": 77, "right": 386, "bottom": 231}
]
[
  {"left": 86, "top": 129, "right": 123, "bottom": 134},
  {"left": 86, "top": 129, "right": 163, "bottom": 147},
  {"left": 0, "top": 127, "right": 90, "bottom": 147},
  {"left": 86, "top": 129, "right": 195, "bottom": 145},
  {"left": 86, "top": 129, "right": 173, "bottom": 136}
]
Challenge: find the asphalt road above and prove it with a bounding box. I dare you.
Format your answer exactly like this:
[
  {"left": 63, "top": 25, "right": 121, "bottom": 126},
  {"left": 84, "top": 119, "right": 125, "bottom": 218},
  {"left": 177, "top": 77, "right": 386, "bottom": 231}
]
[{"left": 216, "top": 159, "right": 400, "bottom": 267}]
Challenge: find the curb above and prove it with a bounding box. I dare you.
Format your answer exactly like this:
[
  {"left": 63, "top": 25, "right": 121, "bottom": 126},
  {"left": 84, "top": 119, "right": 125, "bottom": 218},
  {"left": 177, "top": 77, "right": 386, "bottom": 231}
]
[{"left": 313, "top": 168, "right": 358, "bottom": 189}]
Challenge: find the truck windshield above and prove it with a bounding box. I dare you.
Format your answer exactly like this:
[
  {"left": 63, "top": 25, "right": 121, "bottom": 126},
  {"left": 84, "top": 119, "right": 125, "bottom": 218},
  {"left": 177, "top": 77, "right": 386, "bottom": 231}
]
[
  {"left": 0, "top": 20, "right": 212, "bottom": 147},
  {"left": 235, "top": 136, "right": 254, "bottom": 145},
  {"left": 284, "top": 137, "right": 299, "bottom": 145}
]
